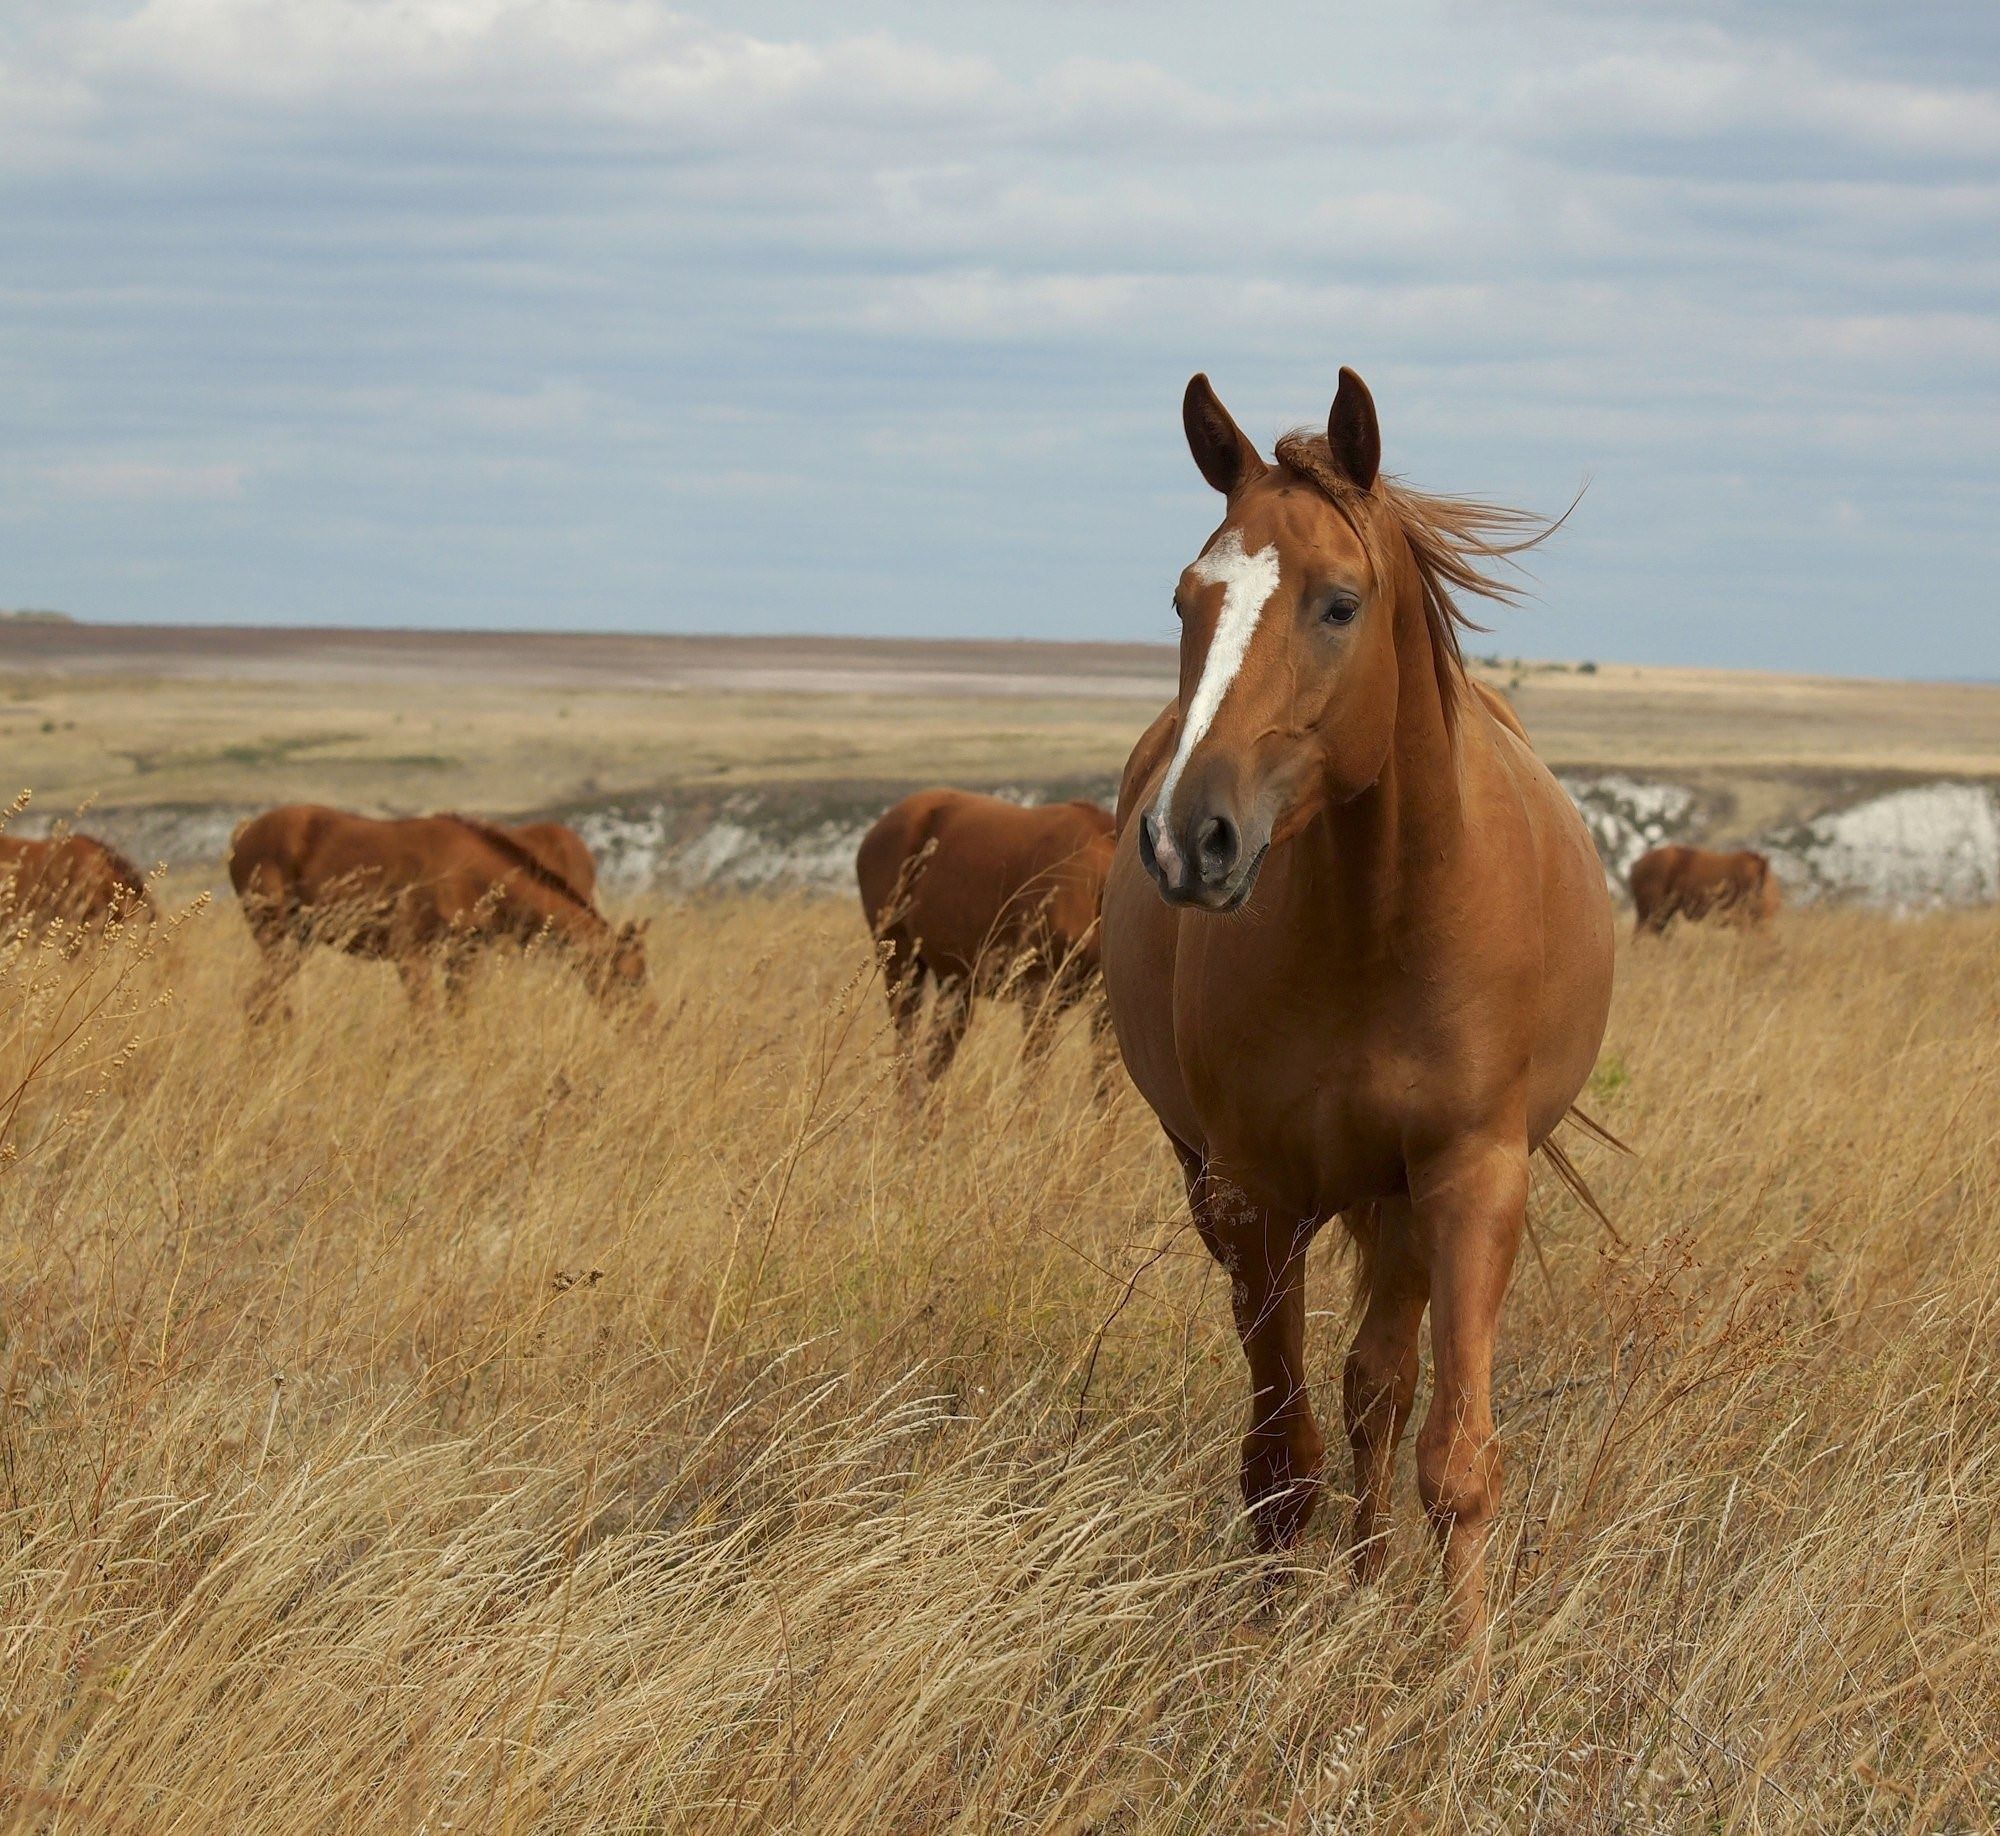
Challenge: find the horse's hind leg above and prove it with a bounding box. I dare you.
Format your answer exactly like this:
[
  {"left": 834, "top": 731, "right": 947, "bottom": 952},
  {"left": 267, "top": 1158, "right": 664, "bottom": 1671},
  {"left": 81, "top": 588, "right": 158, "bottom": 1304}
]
[
  {"left": 1182, "top": 1148, "right": 1325, "bottom": 1554},
  {"left": 242, "top": 918, "right": 302, "bottom": 1026},
  {"left": 245, "top": 942, "right": 301, "bottom": 1025},
  {"left": 920, "top": 975, "right": 972, "bottom": 1086},
  {"left": 238, "top": 870, "right": 304, "bottom": 1024},
  {"left": 880, "top": 929, "right": 927, "bottom": 1049},
  {"left": 1341, "top": 1199, "right": 1430, "bottom": 1586}
]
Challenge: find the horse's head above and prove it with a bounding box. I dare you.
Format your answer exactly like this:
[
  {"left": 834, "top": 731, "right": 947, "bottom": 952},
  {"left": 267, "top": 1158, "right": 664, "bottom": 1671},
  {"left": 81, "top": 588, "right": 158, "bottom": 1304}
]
[
  {"left": 1140, "top": 368, "right": 1400, "bottom": 912},
  {"left": 1748, "top": 853, "right": 1781, "bottom": 921},
  {"left": 589, "top": 916, "right": 651, "bottom": 1004}
]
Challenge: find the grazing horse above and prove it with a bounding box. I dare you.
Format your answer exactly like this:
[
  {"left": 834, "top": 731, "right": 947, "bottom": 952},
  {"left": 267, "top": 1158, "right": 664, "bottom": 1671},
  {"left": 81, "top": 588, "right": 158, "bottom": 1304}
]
[
  {"left": 1101, "top": 369, "right": 1615, "bottom": 1661},
  {"left": 856, "top": 790, "right": 1117, "bottom": 1086},
  {"left": 1630, "top": 844, "right": 1779, "bottom": 935},
  {"left": 228, "top": 805, "right": 647, "bottom": 1019},
  {"left": 0, "top": 832, "right": 152, "bottom": 941},
  {"left": 510, "top": 820, "right": 598, "bottom": 902}
]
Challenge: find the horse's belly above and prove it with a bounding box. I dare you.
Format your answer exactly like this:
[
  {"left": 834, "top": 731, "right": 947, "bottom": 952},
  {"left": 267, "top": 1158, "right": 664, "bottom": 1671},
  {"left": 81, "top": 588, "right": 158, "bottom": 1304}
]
[{"left": 1522, "top": 773, "right": 1617, "bottom": 1145}]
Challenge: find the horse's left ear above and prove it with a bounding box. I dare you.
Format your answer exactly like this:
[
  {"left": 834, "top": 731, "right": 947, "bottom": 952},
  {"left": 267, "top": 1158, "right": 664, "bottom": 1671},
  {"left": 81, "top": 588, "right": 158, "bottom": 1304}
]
[{"left": 1327, "top": 367, "right": 1381, "bottom": 494}]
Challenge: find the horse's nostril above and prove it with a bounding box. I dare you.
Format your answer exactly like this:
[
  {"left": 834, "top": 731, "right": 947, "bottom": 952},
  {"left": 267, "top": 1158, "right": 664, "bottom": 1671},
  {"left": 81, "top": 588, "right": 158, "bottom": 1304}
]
[{"left": 1194, "top": 814, "right": 1239, "bottom": 883}]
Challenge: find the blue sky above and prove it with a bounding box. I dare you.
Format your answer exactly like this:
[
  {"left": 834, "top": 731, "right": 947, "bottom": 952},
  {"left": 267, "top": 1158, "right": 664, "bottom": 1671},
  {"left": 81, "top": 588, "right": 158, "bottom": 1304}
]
[{"left": 2, "top": 0, "right": 1996, "bottom": 675}]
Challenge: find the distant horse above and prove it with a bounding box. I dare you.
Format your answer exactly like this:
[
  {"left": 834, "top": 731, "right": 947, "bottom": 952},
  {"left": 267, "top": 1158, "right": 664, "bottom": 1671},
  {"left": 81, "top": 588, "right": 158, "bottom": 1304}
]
[
  {"left": 1630, "top": 845, "right": 1779, "bottom": 935},
  {"left": 228, "top": 805, "right": 647, "bottom": 1019},
  {"left": 0, "top": 832, "right": 152, "bottom": 943},
  {"left": 509, "top": 820, "right": 598, "bottom": 902},
  {"left": 857, "top": 790, "right": 1117, "bottom": 1086},
  {"left": 1102, "top": 368, "right": 1615, "bottom": 1663}
]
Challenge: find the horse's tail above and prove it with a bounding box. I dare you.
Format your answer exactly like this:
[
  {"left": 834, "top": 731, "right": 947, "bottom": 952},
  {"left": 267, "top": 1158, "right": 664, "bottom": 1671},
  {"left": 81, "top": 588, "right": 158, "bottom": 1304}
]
[
  {"left": 1341, "top": 1201, "right": 1382, "bottom": 1325},
  {"left": 1536, "top": 1103, "right": 1633, "bottom": 1247},
  {"left": 1342, "top": 1103, "right": 1628, "bottom": 1318},
  {"left": 1563, "top": 1101, "right": 1631, "bottom": 1156}
]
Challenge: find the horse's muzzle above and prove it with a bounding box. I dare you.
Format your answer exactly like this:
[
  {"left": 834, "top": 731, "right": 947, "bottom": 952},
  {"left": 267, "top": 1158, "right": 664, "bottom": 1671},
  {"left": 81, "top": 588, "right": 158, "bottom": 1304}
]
[{"left": 1140, "top": 808, "right": 1267, "bottom": 912}]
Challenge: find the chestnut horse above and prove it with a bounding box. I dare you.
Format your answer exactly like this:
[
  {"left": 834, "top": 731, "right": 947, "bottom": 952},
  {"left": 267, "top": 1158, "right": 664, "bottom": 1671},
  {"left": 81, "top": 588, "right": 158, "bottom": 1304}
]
[
  {"left": 1630, "top": 844, "right": 1779, "bottom": 935},
  {"left": 1102, "top": 369, "right": 1615, "bottom": 1661},
  {"left": 229, "top": 805, "right": 646, "bottom": 1018},
  {"left": 857, "top": 790, "right": 1116, "bottom": 1085},
  {"left": 0, "top": 832, "right": 152, "bottom": 941},
  {"left": 510, "top": 820, "right": 598, "bottom": 902}
]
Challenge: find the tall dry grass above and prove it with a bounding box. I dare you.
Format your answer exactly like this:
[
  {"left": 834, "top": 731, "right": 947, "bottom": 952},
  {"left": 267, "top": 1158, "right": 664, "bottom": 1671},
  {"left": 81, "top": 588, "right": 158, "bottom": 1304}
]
[{"left": 0, "top": 892, "right": 1996, "bottom": 1831}]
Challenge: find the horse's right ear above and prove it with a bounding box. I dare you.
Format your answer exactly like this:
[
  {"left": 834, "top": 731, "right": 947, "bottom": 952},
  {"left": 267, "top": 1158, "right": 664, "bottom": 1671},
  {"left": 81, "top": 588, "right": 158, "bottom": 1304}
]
[{"left": 1183, "top": 374, "right": 1266, "bottom": 496}]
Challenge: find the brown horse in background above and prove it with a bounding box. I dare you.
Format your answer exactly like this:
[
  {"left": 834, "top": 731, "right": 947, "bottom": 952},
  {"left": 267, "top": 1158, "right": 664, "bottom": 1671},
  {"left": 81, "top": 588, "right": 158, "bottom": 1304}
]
[
  {"left": 1630, "top": 844, "right": 1779, "bottom": 935},
  {"left": 857, "top": 790, "right": 1117, "bottom": 1087},
  {"left": 509, "top": 820, "right": 598, "bottom": 901},
  {"left": 1102, "top": 368, "right": 1615, "bottom": 1668},
  {"left": 228, "top": 805, "right": 646, "bottom": 1019},
  {"left": 0, "top": 832, "right": 152, "bottom": 943}
]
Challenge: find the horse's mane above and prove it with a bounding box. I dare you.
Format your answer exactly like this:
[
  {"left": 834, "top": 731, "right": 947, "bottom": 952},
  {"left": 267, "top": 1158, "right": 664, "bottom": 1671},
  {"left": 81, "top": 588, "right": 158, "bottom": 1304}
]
[
  {"left": 438, "top": 813, "right": 602, "bottom": 922},
  {"left": 1272, "top": 430, "right": 1564, "bottom": 741}
]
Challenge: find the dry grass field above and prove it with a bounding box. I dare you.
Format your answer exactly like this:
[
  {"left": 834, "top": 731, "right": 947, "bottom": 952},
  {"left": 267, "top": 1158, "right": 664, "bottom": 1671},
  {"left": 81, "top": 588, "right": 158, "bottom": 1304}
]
[{"left": 2, "top": 889, "right": 1996, "bottom": 1831}]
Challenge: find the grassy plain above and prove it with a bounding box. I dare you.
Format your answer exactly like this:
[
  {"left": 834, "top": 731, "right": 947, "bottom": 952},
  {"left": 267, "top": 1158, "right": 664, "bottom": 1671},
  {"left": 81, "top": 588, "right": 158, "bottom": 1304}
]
[
  {"left": 6, "top": 628, "right": 1999, "bottom": 826},
  {"left": 1, "top": 894, "right": 1995, "bottom": 1829}
]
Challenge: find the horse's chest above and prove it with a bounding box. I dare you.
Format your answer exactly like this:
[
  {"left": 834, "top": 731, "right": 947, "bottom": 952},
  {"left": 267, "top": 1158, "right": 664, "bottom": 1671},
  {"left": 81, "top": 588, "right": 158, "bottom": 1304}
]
[{"left": 1172, "top": 954, "right": 1416, "bottom": 1210}]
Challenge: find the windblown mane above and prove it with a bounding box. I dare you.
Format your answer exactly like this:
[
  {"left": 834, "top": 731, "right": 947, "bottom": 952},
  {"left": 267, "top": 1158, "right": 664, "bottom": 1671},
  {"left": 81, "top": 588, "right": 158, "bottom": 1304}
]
[
  {"left": 439, "top": 814, "right": 601, "bottom": 921},
  {"left": 1272, "top": 430, "right": 1564, "bottom": 740}
]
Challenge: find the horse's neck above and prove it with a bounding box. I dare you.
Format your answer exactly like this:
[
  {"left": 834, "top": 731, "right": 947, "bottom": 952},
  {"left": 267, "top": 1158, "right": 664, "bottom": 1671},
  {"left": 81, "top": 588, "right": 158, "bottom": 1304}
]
[
  {"left": 1306, "top": 590, "right": 1469, "bottom": 920},
  {"left": 501, "top": 869, "right": 602, "bottom": 942}
]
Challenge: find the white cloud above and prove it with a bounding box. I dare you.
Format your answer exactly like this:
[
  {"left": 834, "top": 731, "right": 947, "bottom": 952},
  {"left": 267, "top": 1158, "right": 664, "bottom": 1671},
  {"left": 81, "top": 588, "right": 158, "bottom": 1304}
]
[
  {"left": 1517, "top": 26, "right": 2000, "bottom": 170},
  {"left": 45, "top": 460, "right": 248, "bottom": 501},
  {"left": 0, "top": 1, "right": 1994, "bottom": 671}
]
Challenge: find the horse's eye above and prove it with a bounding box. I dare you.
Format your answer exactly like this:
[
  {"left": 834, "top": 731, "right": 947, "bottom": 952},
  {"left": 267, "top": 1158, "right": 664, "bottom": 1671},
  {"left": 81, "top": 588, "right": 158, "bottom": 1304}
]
[{"left": 1322, "top": 595, "right": 1359, "bottom": 626}]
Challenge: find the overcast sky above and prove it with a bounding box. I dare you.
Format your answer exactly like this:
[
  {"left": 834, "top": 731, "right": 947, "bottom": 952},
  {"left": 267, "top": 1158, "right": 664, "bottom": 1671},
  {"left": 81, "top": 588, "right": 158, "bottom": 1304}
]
[{"left": 3, "top": 1, "right": 1996, "bottom": 675}]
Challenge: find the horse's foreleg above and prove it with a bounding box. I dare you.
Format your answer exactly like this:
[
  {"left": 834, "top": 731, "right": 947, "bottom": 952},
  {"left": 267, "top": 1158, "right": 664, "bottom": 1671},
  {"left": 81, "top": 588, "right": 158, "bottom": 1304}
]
[
  {"left": 1411, "top": 1135, "right": 1529, "bottom": 1663},
  {"left": 1186, "top": 1159, "right": 1324, "bottom": 1553},
  {"left": 1341, "top": 1199, "right": 1429, "bottom": 1586}
]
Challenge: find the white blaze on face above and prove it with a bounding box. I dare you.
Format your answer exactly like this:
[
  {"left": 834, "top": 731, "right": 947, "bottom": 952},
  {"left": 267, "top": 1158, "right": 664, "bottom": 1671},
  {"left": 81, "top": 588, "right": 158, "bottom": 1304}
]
[{"left": 1149, "top": 530, "right": 1282, "bottom": 864}]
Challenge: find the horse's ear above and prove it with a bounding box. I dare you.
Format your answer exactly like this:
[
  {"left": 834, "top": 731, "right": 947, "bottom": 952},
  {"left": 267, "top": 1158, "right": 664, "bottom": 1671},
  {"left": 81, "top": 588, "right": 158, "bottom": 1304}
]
[
  {"left": 1327, "top": 366, "right": 1381, "bottom": 494},
  {"left": 1183, "top": 374, "right": 1266, "bottom": 496}
]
